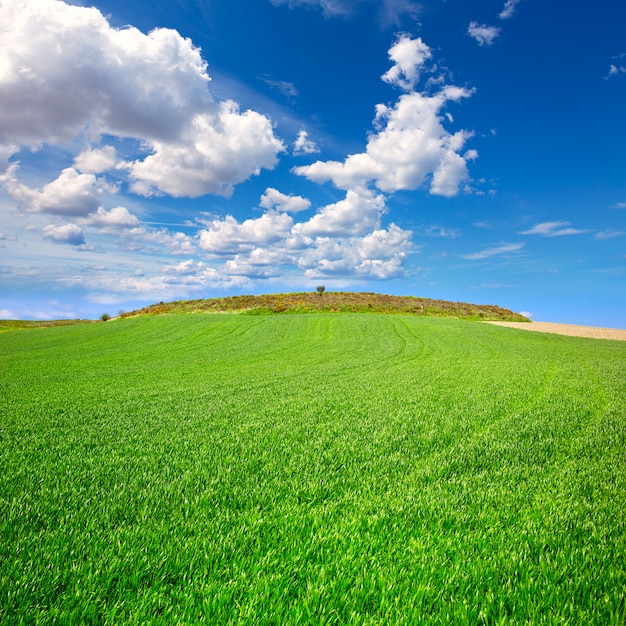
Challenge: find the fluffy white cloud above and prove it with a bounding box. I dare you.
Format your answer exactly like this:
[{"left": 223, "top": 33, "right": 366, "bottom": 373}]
[
  {"left": 162, "top": 259, "right": 206, "bottom": 275},
  {"left": 293, "top": 130, "right": 319, "bottom": 155},
  {"left": 42, "top": 223, "right": 85, "bottom": 246},
  {"left": 126, "top": 103, "right": 284, "bottom": 198},
  {"left": 74, "top": 147, "right": 118, "bottom": 174},
  {"left": 198, "top": 211, "right": 294, "bottom": 255},
  {"left": 297, "top": 223, "right": 413, "bottom": 279},
  {"left": 0, "top": 0, "right": 208, "bottom": 145},
  {"left": 468, "top": 22, "right": 501, "bottom": 46},
  {"left": 295, "top": 86, "right": 474, "bottom": 196},
  {"left": 260, "top": 188, "right": 311, "bottom": 213},
  {"left": 0, "top": 0, "right": 284, "bottom": 199},
  {"left": 81, "top": 206, "right": 140, "bottom": 230},
  {"left": 499, "top": 0, "right": 521, "bottom": 19},
  {"left": 295, "top": 188, "right": 386, "bottom": 237},
  {"left": 2, "top": 166, "right": 102, "bottom": 216},
  {"left": 461, "top": 243, "right": 524, "bottom": 260},
  {"left": 382, "top": 35, "right": 432, "bottom": 91},
  {"left": 519, "top": 221, "right": 590, "bottom": 237},
  {"left": 130, "top": 228, "right": 196, "bottom": 255}
]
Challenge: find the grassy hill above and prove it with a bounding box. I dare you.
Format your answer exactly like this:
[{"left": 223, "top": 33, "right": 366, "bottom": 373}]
[
  {"left": 1, "top": 314, "right": 624, "bottom": 623},
  {"left": 119, "top": 291, "right": 530, "bottom": 321}
]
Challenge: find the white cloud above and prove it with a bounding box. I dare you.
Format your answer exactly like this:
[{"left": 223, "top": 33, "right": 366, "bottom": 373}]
[
  {"left": 594, "top": 229, "right": 626, "bottom": 240},
  {"left": 42, "top": 223, "right": 86, "bottom": 246},
  {"left": 468, "top": 22, "right": 501, "bottom": 46},
  {"left": 293, "top": 130, "right": 319, "bottom": 155},
  {"left": 0, "top": 0, "right": 284, "bottom": 199},
  {"left": 418, "top": 225, "right": 461, "bottom": 238},
  {"left": 74, "top": 147, "right": 118, "bottom": 174},
  {"left": 295, "top": 85, "right": 474, "bottom": 197},
  {"left": 81, "top": 206, "right": 140, "bottom": 230},
  {"left": 378, "top": 0, "right": 422, "bottom": 27},
  {"left": 461, "top": 243, "right": 524, "bottom": 260},
  {"left": 295, "top": 187, "right": 386, "bottom": 237},
  {"left": 499, "top": 0, "right": 521, "bottom": 20},
  {"left": 606, "top": 55, "right": 626, "bottom": 79},
  {"left": 2, "top": 165, "right": 103, "bottom": 216},
  {"left": 269, "top": 0, "right": 421, "bottom": 23},
  {"left": 130, "top": 228, "right": 196, "bottom": 255},
  {"left": 269, "top": 0, "right": 353, "bottom": 17},
  {"left": 520, "top": 221, "right": 590, "bottom": 236},
  {"left": 198, "top": 211, "right": 294, "bottom": 255},
  {"left": 162, "top": 259, "right": 206, "bottom": 275},
  {"left": 297, "top": 223, "right": 413, "bottom": 279},
  {"left": 0, "top": 0, "right": 208, "bottom": 145},
  {"left": 260, "top": 188, "right": 311, "bottom": 213},
  {"left": 0, "top": 308, "right": 17, "bottom": 319},
  {"left": 259, "top": 76, "right": 298, "bottom": 99},
  {"left": 381, "top": 35, "right": 432, "bottom": 91},
  {"left": 125, "top": 103, "right": 284, "bottom": 198}
]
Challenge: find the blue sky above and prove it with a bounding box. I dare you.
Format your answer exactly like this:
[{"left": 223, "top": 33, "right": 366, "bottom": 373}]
[{"left": 1, "top": 0, "right": 624, "bottom": 326}]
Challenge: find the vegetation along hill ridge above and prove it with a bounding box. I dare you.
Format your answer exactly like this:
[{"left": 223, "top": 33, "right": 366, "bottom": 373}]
[{"left": 118, "top": 291, "right": 530, "bottom": 321}]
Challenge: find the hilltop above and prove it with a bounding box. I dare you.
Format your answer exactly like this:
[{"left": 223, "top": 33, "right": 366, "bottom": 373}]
[{"left": 119, "top": 291, "right": 529, "bottom": 322}]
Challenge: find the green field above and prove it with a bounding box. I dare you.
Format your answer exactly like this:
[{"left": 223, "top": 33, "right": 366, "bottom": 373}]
[{"left": 1, "top": 314, "right": 625, "bottom": 624}]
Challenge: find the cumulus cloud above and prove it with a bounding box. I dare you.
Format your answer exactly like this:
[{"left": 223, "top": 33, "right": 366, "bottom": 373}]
[
  {"left": 0, "top": 0, "right": 284, "bottom": 198},
  {"left": 519, "top": 221, "right": 590, "bottom": 236},
  {"left": 468, "top": 22, "right": 501, "bottom": 46},
  {"left": 499, "top": 0, "right": 521, "bottom": 20},
  {"left": 191, "top": 185, "right": 413, "bottom": 280},
  {"left": 128, "top": 228, "right": 196, "bottom": 256},
  {"left": 2, "top": 166, "right": 103, "bottom": 216},
  {"left": 382, "top": 35, "right": 432, "bottom": 91},
  {"left": 0, "top": 0, "right": 208, "bottom": 145},
  {"left": 162, "top": 259, "right": 206, "bottom": 275},
  {"left": 294, "top": 188, "right": 386, "bottom": 237},
  {"left": 74, "top": 147, "right": 118, "bottom": 174},
  {"left": 295, "top": 85, "right": 474, "bottom": 196},
  {"left": 293, "top": 130, "right": 319, "bottom": 155},
  {"left": 461, "top": 243, "right": 524, "bottom": 260},
  {"left": 297, "top": 223, "right": 413, "bottom": 279},
  {"left": 42, "top": 223, "right": 86, "bottom": 246},
  {"left": 126, "top": 103, "right": 284, "bottom": 198},
  {"left": 198, "top": 211, "right": 294, "bottom": 256},
  {"left": 81, "top": 206, "right": 140, "bottom": 230},
  {"left": 260, "top": 188, "right": 311, "bottom": 213}
]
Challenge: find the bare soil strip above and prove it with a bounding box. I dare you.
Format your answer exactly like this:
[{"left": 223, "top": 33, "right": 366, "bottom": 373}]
[{"left": 486, "top": 321, "right": 626, "bottom": 341}]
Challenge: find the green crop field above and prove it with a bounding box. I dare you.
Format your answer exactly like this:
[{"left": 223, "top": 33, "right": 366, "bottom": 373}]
[{"left": 1, "top": 313, "right": 625, "bottom": 624}]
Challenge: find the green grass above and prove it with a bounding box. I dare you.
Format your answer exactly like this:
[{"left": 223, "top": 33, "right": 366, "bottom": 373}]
[
  {"left": 0, "top": 319, "right": 93, "bottom": 333},
  {"left": 1, "top": 314, "right": 625, "bottom": 624}
]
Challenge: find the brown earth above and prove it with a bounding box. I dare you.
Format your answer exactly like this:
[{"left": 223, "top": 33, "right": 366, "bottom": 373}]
[{"left": 486, "top": 321, "right": 626, "bottom": 341}]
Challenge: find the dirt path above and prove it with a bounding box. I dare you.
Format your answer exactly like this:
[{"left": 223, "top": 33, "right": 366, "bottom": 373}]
[{"left": 486, "top": 321, "right": 626, "bottom": 341}]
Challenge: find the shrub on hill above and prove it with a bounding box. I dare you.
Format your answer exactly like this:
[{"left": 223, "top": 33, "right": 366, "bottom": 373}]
[{"left": 119, "top": 292, "right": 530, "bottom": 322}]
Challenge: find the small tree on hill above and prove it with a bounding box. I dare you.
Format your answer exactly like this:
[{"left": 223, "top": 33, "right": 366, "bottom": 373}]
[{"left": 316, "top": 285, "right": 325, "bottom": 296}]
